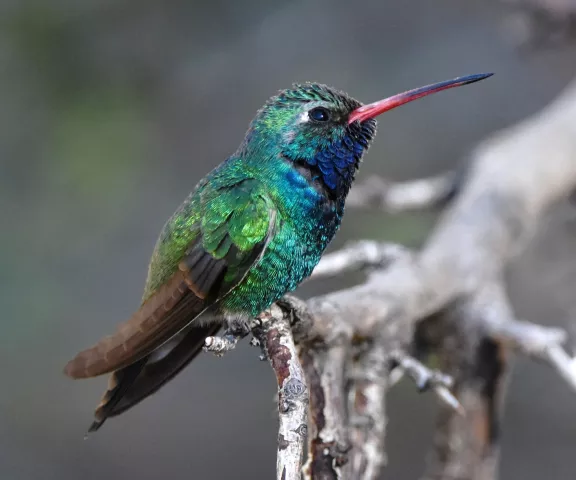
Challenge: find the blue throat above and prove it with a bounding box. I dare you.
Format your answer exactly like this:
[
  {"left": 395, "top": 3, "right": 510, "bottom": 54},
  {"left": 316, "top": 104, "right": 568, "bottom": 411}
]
[{"left": 287, "top": 120, "right": 376, "bottom": 200}]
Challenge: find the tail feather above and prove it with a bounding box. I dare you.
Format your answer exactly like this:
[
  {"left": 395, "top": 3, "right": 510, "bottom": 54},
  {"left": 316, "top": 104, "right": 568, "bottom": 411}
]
[
  {"left": 64, "top": 244, "right": 231, "bottom": 380},
  {"left": 64, "top": 232, "right": 272, "bottom": 431},
  {"left": 87, "top": 357, "right": 149, "bottom": 433},
  {"left": 86, "top": 324, "right": 220, "bottom": 433}
]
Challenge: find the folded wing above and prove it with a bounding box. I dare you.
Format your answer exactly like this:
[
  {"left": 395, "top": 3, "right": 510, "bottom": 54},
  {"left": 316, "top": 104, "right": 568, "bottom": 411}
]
[
  {"left": 64, "top": 178, "right": 278, "bottom": 428},
  {"left": 87, "top": 323, "right": 220, "bottom": 432}
]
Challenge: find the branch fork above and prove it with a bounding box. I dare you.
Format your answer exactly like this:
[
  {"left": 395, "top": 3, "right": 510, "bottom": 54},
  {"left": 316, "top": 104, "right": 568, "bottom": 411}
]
[{"left": 203, "top": 76, "right": 576, "bottom": 479}]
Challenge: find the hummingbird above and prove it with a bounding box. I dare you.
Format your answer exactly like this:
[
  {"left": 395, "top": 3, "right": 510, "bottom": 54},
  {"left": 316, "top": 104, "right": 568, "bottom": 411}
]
[{"left": 64, "top": 73, "right": 492, "bottom": 432}]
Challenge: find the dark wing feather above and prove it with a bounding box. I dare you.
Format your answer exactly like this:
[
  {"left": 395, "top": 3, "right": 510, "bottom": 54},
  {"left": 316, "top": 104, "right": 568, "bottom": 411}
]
[
  {"left": 64, "top": 271, "right": 196, "bottom": 379},
  {"left": 64, "top": 179, "right": 277, "bottom": 430},
  {"left": 87, "top": 323, "right": 220, "bottom": 432},
  {"left": 64, "top": 238, "right": 235, "bottom": 379}
]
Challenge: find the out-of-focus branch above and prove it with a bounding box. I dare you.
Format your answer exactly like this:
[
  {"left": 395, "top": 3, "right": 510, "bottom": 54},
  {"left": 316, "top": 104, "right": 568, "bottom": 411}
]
[
  {"left": 276, "top": 77, "right": 576, "bottom": 479},
  {"left": 389, "top": 350, "right": 462, "bottom": 414},
  {"left": 347, "top": 172, "right": 458, "bottom": 213},
  {"left": 419, "top": 281, "right": 576, "bottom": 479},
  {"left": 347, "top": 342, "right": 388, "bottom": 480},
  {"left": 309, "top": 241, "right": 410, "bottom": 279},
  {"left": 214, "top": 76, "right": 576, "bottom": 479},
  {"left": 301, "top": 341, "right": 351, "bottom": 479},
  {"left": 418, "top": 287, "right": 510, "bottom": 480},
  {"left": 501, "top": 0, "right": 576, "bottom": 47},
  {"left": 473, "top": 283, "right": 576, "bottom": 391},
  {"left": 422, "top": 332, "right": 509, "bottom": 480}
]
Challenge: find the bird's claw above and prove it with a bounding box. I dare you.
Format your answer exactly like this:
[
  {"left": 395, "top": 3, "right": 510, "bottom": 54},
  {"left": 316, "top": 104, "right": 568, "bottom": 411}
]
[{"left": 277, "top": 295, "right": 309, "bottom": 326}]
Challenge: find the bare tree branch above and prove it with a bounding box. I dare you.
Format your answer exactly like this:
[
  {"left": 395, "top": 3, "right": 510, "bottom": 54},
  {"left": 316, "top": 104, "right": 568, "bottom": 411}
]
[
  {"left": 347, "top": 342, "right": 389, "bottom": 480},
  {"left": 389, "top": 350, "right": 462, "bottom": 414},
  {"left": 422, "top": 333, "right": 509, "bottom": 480},
  {"left": 280, "top": 77, "right": 576, "bottom": 479},
  {"left": 417, "top": 291, "right": 510, "bottom": 480},
  {"left": 204, "top": 329, "right": 246, "bottom": 356},
  {"left": 501, "top": 0, "right": 576, "bottom": 47},
  {"left": 346, "top": 172, "right": 458, "bottom": 212},
  {"left": 309, "top": 241, "right": 410, "bottom": 279},
  {"left": 204, "top": 75, "right": 576, "bottom": 479},
  {"left": 418, "top": 280, "right": 576, "bottom": 480},
  {"left": 472, "top": 283, "right": 576, "bottom": 391},
  {"left": 301, "top": 341, "right": 351, "bottom": 479},
  {"left": 252, "top": 306, "right": 308, "bottom": 480}
]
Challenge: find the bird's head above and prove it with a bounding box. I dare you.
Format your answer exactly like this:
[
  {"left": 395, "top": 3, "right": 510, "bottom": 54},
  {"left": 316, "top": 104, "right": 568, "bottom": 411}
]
[{"left": 241, "top": 74, "right": 492, "bottom": 195}]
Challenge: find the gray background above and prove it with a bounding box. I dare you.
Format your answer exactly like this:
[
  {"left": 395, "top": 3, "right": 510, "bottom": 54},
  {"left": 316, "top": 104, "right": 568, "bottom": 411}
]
[{"left": 1, "top": 0, "right": 576, "bottom": 478}]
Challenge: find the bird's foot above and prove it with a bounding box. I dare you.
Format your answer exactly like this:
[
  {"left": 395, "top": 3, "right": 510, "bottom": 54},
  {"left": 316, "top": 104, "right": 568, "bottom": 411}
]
[
  {"left": 276, "top": 295, "right": 309, "bottom": 326},
  {"left": 227, "top": 316, "right": 254, "bottom": 337},
  {"left": 204, "top": 318, "right": 253, "bottom": 357},
  {"left": 388, "top": 350, "right": 464, "bottom": 414}
]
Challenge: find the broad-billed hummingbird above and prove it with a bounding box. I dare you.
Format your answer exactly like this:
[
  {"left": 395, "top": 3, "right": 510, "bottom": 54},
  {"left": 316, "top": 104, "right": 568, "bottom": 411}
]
[{"left": 64, "top": 73, "right": 492, "bottom": 432}]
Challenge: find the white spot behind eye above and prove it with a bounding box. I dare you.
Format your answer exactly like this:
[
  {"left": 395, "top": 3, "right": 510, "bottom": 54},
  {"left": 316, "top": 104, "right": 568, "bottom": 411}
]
[{"left": 297, "top": 111, "right": 310, "bottom": 124}]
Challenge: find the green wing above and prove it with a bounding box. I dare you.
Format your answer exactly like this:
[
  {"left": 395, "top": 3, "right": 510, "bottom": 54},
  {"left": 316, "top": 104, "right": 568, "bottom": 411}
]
[
  {"left": 143, "top": 176, "right": 275, "bottom": 299},
  {"left": 198, "top": 177, "right": 277, "bottom": 294},
  {"left": 64, "top": 177, "right": 276, "bottom": 379}
]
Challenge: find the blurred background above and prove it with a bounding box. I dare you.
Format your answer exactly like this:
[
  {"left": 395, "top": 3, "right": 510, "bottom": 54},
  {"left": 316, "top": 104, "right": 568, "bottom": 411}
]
[{"left": 1, "top": 0, "right": 576, "bottom": 478}]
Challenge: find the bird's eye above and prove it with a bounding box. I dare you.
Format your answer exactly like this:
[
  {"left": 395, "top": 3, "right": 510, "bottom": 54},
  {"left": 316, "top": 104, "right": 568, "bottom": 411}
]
[{"left": 308, "top": 107, "right": 331, "bottom": 122}]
